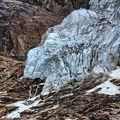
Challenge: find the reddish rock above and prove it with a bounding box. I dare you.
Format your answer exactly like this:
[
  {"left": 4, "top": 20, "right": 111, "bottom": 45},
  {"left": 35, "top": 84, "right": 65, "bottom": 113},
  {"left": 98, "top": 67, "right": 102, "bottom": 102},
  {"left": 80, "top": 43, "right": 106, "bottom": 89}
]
[
  {"left": 17, "top": 0, "right": 90, "bottom": 16},
  {"left": 0, "top": 0, "right": 63, "bottom": 60}
]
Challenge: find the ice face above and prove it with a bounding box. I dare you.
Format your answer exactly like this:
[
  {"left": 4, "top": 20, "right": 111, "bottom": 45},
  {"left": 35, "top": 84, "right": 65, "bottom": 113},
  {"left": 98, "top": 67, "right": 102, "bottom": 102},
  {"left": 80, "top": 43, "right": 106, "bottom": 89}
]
[{"left": 24, "top": 0, "right": 120, "bottom": 95}]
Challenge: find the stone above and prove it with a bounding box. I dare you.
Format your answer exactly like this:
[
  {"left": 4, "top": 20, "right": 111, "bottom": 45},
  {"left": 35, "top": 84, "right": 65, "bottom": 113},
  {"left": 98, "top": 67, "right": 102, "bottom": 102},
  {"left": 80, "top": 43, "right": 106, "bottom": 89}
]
[
  {"left": 0, "top": 0, "right": 63, "bottom": 60},
  {"left": 24, "top": 0, "right": 120, "bottom": 95},
  {"left": 0, "top": 0, "right": 120, "bottom": 119}
]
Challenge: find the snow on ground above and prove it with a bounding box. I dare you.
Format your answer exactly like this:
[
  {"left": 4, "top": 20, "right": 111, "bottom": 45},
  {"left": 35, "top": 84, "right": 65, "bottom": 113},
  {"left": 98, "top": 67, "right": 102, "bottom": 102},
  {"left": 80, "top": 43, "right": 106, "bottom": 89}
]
[
  {"left": 86, "top": 81, "right": 120, "bottom": 95},
  {"left": 109, "top": 67, "right": 120, "bottom": 79},
  {"left": 3, "top": 93, "right": 73, "bottom": 119},
  {"left": 65, "top": 118, "right": 78, "bottom": 120},
  {"left": 60, "top": 93, "right": 74, "bottom": 99},
  {"left": 4, "top": 68, "right": 120, "bottom": 118},
  {"left": 4, "top": 95, "right": 41, "bottom": 119},
  {"left": 3, "top": 95, "right": 56, "bottom": 119},
  {"left": 86, "top": 68, "right": 120, "bottom": 95}
]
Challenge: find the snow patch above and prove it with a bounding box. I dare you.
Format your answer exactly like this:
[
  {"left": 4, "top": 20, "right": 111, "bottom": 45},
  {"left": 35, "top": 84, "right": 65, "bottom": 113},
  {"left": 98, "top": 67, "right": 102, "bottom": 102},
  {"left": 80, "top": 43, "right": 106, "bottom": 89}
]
[
  {"left": 60, "top": 93, "right": 73, "bottom": 98},
  {"left": 3, "top": 95, "right": 57, "bottom": 119},
  {"left": 86, "top": 81, "right": 120, "bottom": 95},
  {"left": 109, "top": 68, "right": 120, "bottom": 79},
  {"left": 4, "top": 96, "right": 41, "bottom": 119},
  {"left": 86, "top": 68, "right": 120, "bottom": 95}
]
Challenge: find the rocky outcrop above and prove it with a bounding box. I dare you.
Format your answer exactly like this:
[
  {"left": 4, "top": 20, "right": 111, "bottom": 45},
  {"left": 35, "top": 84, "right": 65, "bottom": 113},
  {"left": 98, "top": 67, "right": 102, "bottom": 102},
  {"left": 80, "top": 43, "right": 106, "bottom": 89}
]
[
  {"left": 24, "top": 0, "right": 120, "bottom": 95},
  {"left": 0, "top": 55, "right": 34, "bottom": 118},
  {"left": 17, "top": 0, "right": 90, "bottom": 16},
  {"left": 0, "top": 0, "right": 120, "bottom": 119},
  {"left": 2, "top": 68, "right": 120, "bottom": 119},
  {"left": 0, "top": 0, "right": 63, "bottom": 60}
]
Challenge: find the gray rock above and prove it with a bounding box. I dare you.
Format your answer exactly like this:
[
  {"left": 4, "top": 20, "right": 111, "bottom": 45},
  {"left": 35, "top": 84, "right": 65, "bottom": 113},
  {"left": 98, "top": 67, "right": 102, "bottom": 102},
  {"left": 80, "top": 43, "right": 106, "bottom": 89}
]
[{"left": 24, "top": 0, "right": 120, "bottom": 95}]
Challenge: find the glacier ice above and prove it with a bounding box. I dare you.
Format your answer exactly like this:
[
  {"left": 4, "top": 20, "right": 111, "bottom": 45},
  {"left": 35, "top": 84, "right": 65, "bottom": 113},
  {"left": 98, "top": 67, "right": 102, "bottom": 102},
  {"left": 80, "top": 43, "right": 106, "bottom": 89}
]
[{"left": 24, "top": 0, "right": 120, "bottom": 95}]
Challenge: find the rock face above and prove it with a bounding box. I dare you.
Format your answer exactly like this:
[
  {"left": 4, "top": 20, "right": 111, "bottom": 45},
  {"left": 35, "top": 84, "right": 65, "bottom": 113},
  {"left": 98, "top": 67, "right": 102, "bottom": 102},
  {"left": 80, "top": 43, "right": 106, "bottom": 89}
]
[
  {"left": 0, "top": 0, "right": 63, "bottom": 60},
  {"left": 0, "top": 55, "right": 35, "bottom": 118},
  {"left": 0, "top": 1, "right": 120, "bottom": 119},
  {"left": 17, "top": 0, "right": 90, "bottom": 16},
  {"left": 24, "top": 0, "right": 120, "bottom": 95}
]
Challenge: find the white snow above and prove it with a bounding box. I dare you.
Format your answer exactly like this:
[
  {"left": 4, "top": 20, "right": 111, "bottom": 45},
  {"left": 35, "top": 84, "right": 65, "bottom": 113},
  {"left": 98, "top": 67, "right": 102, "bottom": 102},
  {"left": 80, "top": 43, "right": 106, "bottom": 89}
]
[
  {"left": 60, "top": 93, "right": 73, "bottom": 98},
  {"left": 3, "top": 95, "right": 56, "bottom": 119},
  {"left": 65, "top": 118, "right": 78, "bottom": 120},
  {"left": 109, "top": 67, "right": 120, "bottom": 79},
  {"left": 86, "top": 81, "right": 120, "bottom": 95},
  {"left": 4, "top": 96, "right": 41, "bottom": 119},
  {"left": 86, "top": 68, "right": 120, "bottom": 95}
]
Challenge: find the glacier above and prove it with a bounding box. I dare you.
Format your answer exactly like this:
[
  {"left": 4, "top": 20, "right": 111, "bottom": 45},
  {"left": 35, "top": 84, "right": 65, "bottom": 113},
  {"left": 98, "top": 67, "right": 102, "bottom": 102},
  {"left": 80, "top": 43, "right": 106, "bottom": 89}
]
[{"left": 24, "top": 0, "right": 120, "bottom": 95}]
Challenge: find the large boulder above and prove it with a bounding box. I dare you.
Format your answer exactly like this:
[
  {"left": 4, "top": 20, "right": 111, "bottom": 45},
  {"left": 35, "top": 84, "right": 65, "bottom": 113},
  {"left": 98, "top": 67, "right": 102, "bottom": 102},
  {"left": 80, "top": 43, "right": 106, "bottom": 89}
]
[
  {"left": 24, "top": 0, "right": 120, "bottom": 95},
  {"left": 0, "top": 0, "right": 63, "bottom": 60}
]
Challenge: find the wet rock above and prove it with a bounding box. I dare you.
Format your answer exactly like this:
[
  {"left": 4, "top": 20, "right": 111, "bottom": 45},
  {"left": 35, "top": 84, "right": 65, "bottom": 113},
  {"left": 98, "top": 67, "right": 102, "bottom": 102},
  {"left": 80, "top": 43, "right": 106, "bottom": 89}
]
[{"left": 1, "top": 73, "right": 120, "bottom": 119}]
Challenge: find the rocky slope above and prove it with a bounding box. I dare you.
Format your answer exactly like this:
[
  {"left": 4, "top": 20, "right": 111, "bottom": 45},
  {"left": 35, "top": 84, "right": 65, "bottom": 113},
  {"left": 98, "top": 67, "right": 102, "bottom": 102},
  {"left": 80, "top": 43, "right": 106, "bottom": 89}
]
[
  {"left": 1, "top": 68, "right": 120, "bottom": 120},
  {"left": 24, "top": 0, "right": 120, "bottom": 95},
  {"left": 0, "top": 0, "right": 63, "bottom": 60},
  {"left": 0, "top": 0, "right": 120, "bottom": 120},
  {"left": 0, "top": 0, "right": 63, "bottom": 118}
]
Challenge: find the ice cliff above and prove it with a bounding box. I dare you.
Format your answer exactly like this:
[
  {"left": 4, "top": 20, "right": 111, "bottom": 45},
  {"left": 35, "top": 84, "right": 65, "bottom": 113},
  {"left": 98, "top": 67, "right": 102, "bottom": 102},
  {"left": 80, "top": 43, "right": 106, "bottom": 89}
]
[{"left": 24, "top": 0, "right": 120, "bottom": 95}]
